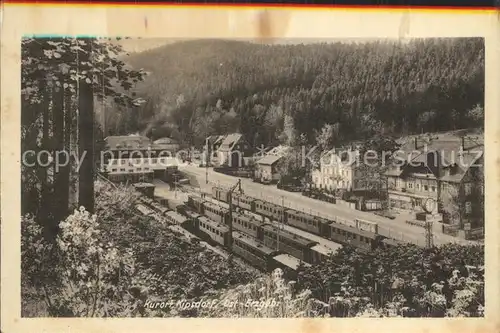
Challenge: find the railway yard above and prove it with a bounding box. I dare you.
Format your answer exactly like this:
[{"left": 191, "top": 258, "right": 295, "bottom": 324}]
[{"left": 130, "top": 177, "right": 444, "bottom": 277}]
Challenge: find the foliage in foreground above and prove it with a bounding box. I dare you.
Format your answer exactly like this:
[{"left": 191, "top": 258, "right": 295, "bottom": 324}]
[
  {"left": 21, "top": 180, "right": 484, "bottom": 318},
  {"left": 21, "top": 181, "right": 258, "bottom": 317},
  {"left": 296, "top": 245, "right": 484, "bottom": 317}
]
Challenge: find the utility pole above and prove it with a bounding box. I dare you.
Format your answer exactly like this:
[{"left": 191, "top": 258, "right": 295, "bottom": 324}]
[
  {"left": 424, "top": 198, "right": 435, "bottom": 248},
  {"left": 205, "top": 137, "right": 209, "bottom": 184},
  {"left": 425, "top": 221, "right": 433, "bottom": 248},
  {"left": 227, "top": 179, "right": 242, "bottom": 251},
  {"left": 174, "top": 173, "right": 178, "bottom": 199},
  {"left": 277, "top": 196, "right": 285, "bottom": 251}
]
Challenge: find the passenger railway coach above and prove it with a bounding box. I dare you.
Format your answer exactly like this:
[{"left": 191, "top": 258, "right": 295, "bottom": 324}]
[
  {"left": 232, "top": 231, "right": 310, "bottom": 278},
  {"left": 232, "top": 231, "right": 278, "bottom": 271},
  {"left": 284, "top": 209, "right": 332, "bottom": 237},
  {"left": 232, "top": 193, "right": 256, "bottom": 212},
  {"left": 212, "top": 186, "right": 230, "bottom": 203},
  {"left": 209, "top": 185, "right": 391, "bottom": 251},
  {"left": 232, "top": 212, "right": 267, "bottom": 239},
  {"left": 198, "top": 216, "right": 230, "bottom": 247},
  {"left": 203, "top": 201, "right": 229, "bottom": 225},
  {"left": 254, "top": 199, "right": 286, "bottom": 222},
  {"left": 326, "top": 222, "right": 378, "bottom": 251},
  {"left": 164, "top": 210, "right": 189, "bottom": 227},
  {"left": 261, "top": 224, "right": 318, "bottom": 263},
  {"left": 212, "top": 187, "right": 257, "bottom": 212},
  {"left": 185, "top": 195, "right": 324, "bottom": 265},
  {"left": 187, "top": 195, "right": 205, "bottom": 214}
]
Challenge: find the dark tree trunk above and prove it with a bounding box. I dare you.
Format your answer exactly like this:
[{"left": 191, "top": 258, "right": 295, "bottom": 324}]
[
  {"left": 52, "top": 81, "right": 66, "bottom": 225},
  {"left": 39, "top": 80, "right": 54, "bottom": 238},
  {"left": 21, "top": 100, "right": 40, "bottom": 216},
  {"left": 78, "top": 39, "right": 95, "bottom": 213},
  {"left": 59, "top": 90, "right": 72, "bottom": 214}
]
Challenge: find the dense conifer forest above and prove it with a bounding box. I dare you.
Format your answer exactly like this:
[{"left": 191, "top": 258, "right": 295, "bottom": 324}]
[{"left": 107, "top": 38, "right": 484, "bottom": 147}]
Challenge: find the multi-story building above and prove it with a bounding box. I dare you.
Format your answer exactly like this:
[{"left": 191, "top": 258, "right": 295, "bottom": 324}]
[
  {"left": 103, "top": 135, "right": 181, "bottom": 163},
  {"left": 312, "top": 148, "right": 377, "bottom": 192},
  {"left": 385, "top": 135, "right": 484, "bottom": 229},
  {"left": 101, "top": 135, "right": 180, "bottom": 183}
]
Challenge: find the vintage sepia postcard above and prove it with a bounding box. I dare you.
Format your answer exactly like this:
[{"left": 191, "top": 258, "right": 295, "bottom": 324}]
[{"left": 1, "top": 3, "right": 499, "bottom": 333}]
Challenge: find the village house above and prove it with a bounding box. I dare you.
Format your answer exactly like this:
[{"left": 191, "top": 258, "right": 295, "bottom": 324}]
[
  {"left": 216, "top": 133, "right": 253, "bottom": 168},
  {"left": 255, "top": 155, "right": 283, "bottom": 184},
  {"left": 254, "top": 146, "right": 290, "bottom": 183},
  {"left": 385, "top": 135, "right": 484, "bottom": 230},
  {"left": 205, "top": 135, "right": 226, "bottom": 157},
  {"left": 202, "top": 135, "right": 226, "bottom": 166},
  {"left": 312, "top": 147, "right": 377, "bottom": 193},
  {"left": 266, "top": 145, "right": 291, "bottom": 157}
]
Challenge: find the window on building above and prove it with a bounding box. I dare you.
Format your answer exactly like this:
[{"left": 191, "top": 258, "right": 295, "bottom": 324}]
[
  {"left": 431, "top": 186, "right": 436, "bottom": 192},
  {"left": 424, "top": 185, "right": 429, "bottom": 191},
  {"left": 408, "top": 183, "right": 413, "bottom": 189},
  {"left": 111, "top": 168, "right": 117, "bottom": 172},
  {"left": 120, "top": 168, "right": 125, "bottom": 172},
  {"left": 465, "top": 201, "right": 472, "bottom": 214},
  {"left": 416, "top": 183, "right": 420, "bottom": 190}
]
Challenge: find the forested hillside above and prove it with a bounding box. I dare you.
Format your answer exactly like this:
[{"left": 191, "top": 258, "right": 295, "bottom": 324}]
[{"left": 112, "top": 38, "right": 484, "bottom": 147}]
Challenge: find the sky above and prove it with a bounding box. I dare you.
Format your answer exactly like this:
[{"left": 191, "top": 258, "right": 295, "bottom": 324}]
[{"left": 117, "top": 37, "right": 404, "bottom": 53}]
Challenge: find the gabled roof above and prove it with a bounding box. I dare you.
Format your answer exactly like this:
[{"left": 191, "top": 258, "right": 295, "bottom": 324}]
[
  {"left": 233, "top": 231, "right": 276, "bottom": 255},
  {"left": 198, "top": 216, "right": 229, "bottom": 232},
  {"left": 273, "top": 253, "right": 311, "bottom": 269},
  {"left": 206, "top": 135, "right": 226, "bottom": 146},
  {"left": 257, "top": 154, "right": 282, "bottom": 166},
  {"left": 266, "top": 145, "right": 291, "bottom": 157},
  {"left": 218, "top": 133, "right": 244, "bottom": 152},
  {"left": 153, "top": 137, "right": 178, "bottom": 145},
  {"left": 104, "top": 135, "right": 151, "bottom": 149},
  {"left": 214, "top": 135, "right": 226, "bottom": 145},
  {"left": 390, "top": 133, "right": 484, "bottom": 183},
  {"left": 320, "top": 149, "right": 358, "bottom": 167},
  {"left": 440, "top": 151, "right": 483, "bottom": 183}
]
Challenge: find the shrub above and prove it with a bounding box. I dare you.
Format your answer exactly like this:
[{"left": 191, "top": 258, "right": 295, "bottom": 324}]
[{"left": 197, "top": 268, "right": 320, "bottom": 318}]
